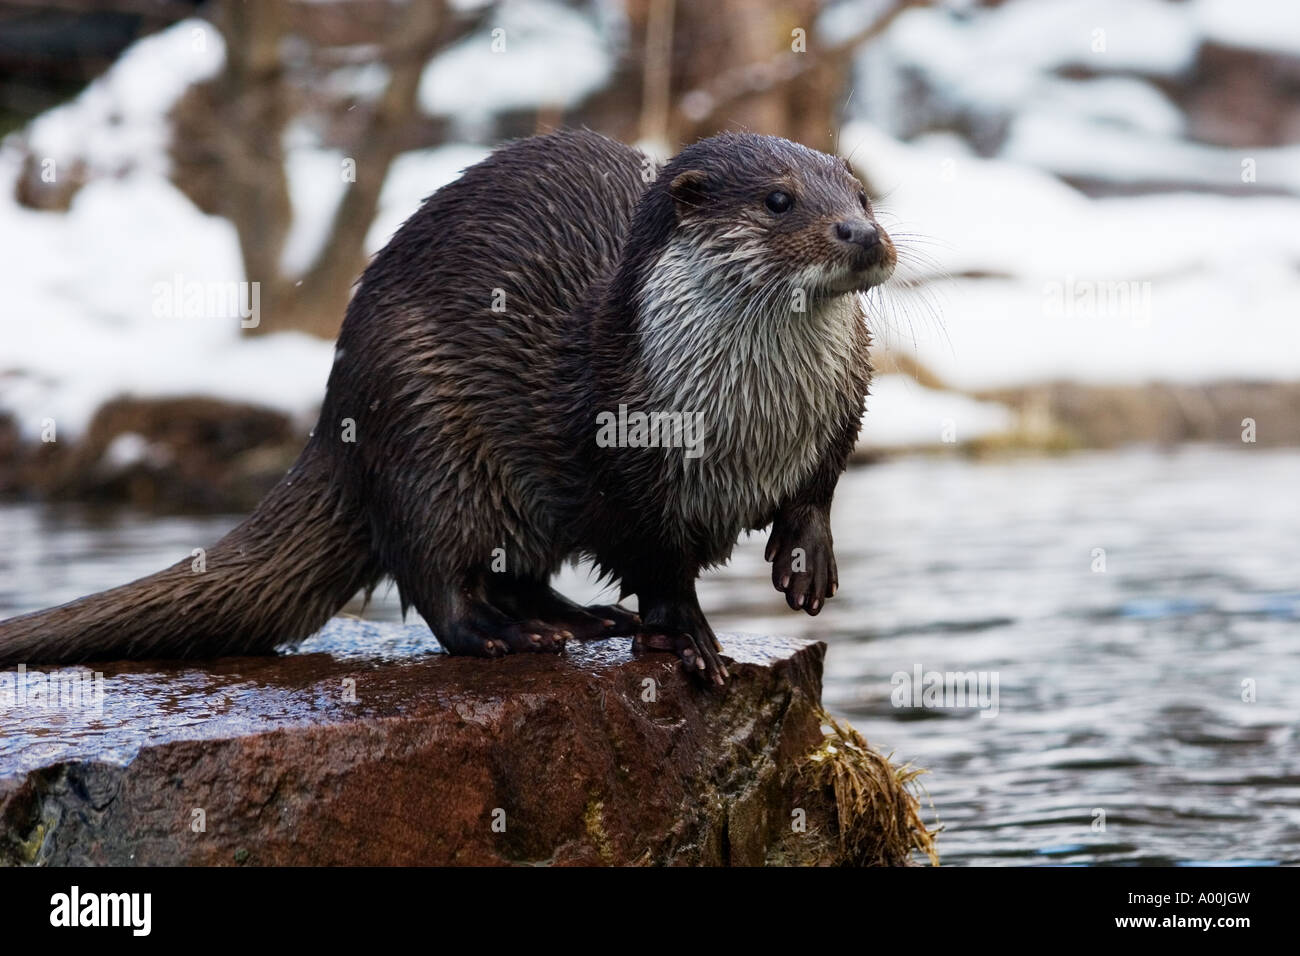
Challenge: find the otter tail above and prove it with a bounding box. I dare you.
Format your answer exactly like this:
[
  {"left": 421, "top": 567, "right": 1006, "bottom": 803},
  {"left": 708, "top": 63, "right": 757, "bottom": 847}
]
[{"left": 0, "top": 441, "right": 379, "bottom": 666}]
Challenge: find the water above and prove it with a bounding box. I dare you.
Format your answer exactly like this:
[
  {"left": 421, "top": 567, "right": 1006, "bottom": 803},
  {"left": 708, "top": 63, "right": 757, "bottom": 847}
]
[{"left": 1, "top": 445, "right": 1297, "bottom": 866}]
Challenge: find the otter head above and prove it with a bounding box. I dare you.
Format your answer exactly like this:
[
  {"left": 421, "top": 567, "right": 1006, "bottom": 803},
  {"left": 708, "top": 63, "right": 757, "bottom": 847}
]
[{"left": 654, "top": 133, "right": 896, "bottom": 302}]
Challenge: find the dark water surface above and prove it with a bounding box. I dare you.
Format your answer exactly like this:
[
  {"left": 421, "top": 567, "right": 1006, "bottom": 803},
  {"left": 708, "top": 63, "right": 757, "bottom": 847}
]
[{"left": 2, "top": 445, "right": 1296, "bottom": 866}]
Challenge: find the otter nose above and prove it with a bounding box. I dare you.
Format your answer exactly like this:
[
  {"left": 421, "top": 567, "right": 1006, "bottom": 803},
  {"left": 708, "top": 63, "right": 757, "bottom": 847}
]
[{"left": 834, "top": 220, "right": 880, "bottom": 250}]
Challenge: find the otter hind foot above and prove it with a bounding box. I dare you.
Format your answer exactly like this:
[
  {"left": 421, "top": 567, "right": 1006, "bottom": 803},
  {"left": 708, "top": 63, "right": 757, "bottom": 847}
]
[
  {"left": 486, "top": 579, "right": 641, "bottom": 640},
  {"left": 583, "top": 602, "right": 641, "bottom": 636},
  {"left": 436, "top": 598, "right": 569, "bottom": 657}
]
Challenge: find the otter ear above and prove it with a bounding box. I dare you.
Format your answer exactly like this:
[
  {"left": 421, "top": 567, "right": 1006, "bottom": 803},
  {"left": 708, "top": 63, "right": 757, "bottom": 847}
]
[{"left": 669, "top": 169, "right": 709, "bottom": 218}]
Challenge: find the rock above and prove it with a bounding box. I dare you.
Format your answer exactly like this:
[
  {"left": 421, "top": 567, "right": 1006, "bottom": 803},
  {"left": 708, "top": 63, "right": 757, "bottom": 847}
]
[
  {"left": 0, "top": 622, "right": 932, "bottom": 866},
  {"left": 13, "top": 155, "right": 86, "bottom": 212},
  {"left": 1174, "top": 42, "right": 1300, "bottom": 149}
]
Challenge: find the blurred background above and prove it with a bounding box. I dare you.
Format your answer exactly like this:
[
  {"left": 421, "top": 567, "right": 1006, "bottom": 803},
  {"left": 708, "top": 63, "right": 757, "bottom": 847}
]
[{"left": 0, "top": 0, "right": 1297, "bottom": 865}]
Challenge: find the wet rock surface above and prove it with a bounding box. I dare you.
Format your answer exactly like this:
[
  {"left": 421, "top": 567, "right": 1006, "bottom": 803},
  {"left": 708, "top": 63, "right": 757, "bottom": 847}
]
[{"left": 0, "top": 622, "right": 919, "bottom": 866}]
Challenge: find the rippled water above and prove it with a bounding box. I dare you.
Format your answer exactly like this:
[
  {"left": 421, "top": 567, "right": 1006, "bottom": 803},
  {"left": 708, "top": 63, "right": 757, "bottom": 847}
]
[{"left": 2, "top": 445, "right": 1297, "bottom": 866}]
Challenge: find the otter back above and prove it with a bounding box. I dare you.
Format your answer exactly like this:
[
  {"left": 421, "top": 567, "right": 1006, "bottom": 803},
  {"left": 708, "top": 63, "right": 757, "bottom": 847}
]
[{"left": 320, "top": 130, "right": 651, "bottom": 609}]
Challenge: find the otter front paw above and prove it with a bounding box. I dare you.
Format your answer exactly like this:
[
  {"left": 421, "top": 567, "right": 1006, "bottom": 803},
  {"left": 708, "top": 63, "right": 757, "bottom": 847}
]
[{"left": 765, "top": 510, "right": 837, "bottom": 615}]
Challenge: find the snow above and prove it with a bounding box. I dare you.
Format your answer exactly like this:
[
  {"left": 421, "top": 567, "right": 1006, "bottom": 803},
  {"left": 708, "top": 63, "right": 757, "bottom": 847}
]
[
  {"left": 279, "top": 139, "right": 492, "bottom": 276},
  {"left": 1020, "top": 76, "right": 1185, "bottom": 139},
  {"left": 322, "top": 62, "right": 391, "bottom": 102},
  {"left": 280, "top": 141, "right": 348, "bottom": 277},
  {"left": 24, "top": 19, "right": 225, "bottom": 179},
  {"left": 0, "top": 155, "right": 336, "bottom": 439},
  {"left": 4, "top": 0, "right": 1299, "bottom": 450},
  {"left": 418, "top": 0, "right": 614, "bottom": 120},
  {"left": 1193, "top": 0, "right": 1300, "bottom": 57},
  {"left": 102, "top": 433, "right": 151, "bottom": 470},
  {"left": 860, "top": 375, "right": 1014, "bottom": 448},
  {"left": 0, "top": 20, "right": 502, "bottom": 442},
  {"left": 843, "top": 120, "right": 1300, "bottom": 388},
  {"left": 882, "top": 0, "right": 1200, "bottom": 117},
  {"left": 858, "top": 0, "right": 1300, "bottom": 194},
  {"left": 1003, "top": 111, "right": 1300, "bottom": 192}
]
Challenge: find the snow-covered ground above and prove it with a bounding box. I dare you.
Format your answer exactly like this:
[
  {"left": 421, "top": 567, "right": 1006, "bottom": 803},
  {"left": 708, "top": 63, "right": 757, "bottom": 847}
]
[
  {"left": 841, "top": 0, "right": 1300, "bottom": 393},
  {"left": 0, "top": 132, "right": 495, "bottom": 439},
  {"left": 858, "top": 375, "right": 1014, "bottom": 447},
  {"left": 846, "top": 120, "right": 1300, "bottom": 390},
  {"left": 0, "top": 21, "right": 492, "bottom": 440},
  {"left": 22, "top": 19, "right": 225, "bottom": 180},
  {"left": 2, "top": 4, "right": 1297, "bottom": 452}
]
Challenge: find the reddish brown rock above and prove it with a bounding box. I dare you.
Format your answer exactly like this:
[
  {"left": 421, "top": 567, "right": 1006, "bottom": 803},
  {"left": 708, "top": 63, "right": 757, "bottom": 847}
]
[{"left": 0, "top": 623, "right": 930, "bottom": 866}]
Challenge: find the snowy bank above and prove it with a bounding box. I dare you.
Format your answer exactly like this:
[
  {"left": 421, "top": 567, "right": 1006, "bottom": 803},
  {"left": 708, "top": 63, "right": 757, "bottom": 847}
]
[
  {"left": 0, "top": 20, "right": 491, "bottom": 441},
  {"left": 844, "top": 122, "right": 1300, "bottom": 390},
  {"left": 859, "top": 375, "right": 1014, "bottom": 449}
]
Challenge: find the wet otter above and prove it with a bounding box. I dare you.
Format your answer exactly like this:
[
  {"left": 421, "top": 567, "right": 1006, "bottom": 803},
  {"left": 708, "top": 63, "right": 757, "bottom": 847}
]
[{"left": 0, "top": 130, "right": 895, "bottom": 685}]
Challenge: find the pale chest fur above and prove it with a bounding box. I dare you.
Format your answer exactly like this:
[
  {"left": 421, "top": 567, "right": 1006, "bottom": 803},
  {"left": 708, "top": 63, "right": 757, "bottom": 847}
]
[{"left": 635, "top": 237, "right": 863, "bottom": 542}]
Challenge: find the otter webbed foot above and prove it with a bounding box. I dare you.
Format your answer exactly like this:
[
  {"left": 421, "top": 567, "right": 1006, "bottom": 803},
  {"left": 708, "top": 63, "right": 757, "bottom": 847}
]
[
  {"left": 529, "top": 600, "right": 641, "bottom": 640},
  {"left": 436, "top": 598, "right": 570, "bottom": 657},
  {"left": 585, "top": 602, "right": 641, "bottom": 635},
  {"left": 485, "top": 579, "right": 641, "bottom": 640},
  {"left": 766, "top": 507, "right": 838, "bottom": 615},
  {"left": 632, "top": 600, "right": 729, "bottom": 687}
]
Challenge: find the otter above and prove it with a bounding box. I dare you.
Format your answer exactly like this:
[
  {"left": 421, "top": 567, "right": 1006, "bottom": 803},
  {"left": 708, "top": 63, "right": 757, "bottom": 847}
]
[{"left": 0, "top": 130, "right": 895, "bottom": 685}]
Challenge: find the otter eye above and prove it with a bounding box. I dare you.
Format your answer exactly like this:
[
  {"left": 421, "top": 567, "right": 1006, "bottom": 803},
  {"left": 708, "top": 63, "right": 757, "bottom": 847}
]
[
  {"left": 765, "top": 190, "right": 793, "bottom": 214},
  {"left": 858, "top": 191, "right": 869, "bottom": 211}
]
